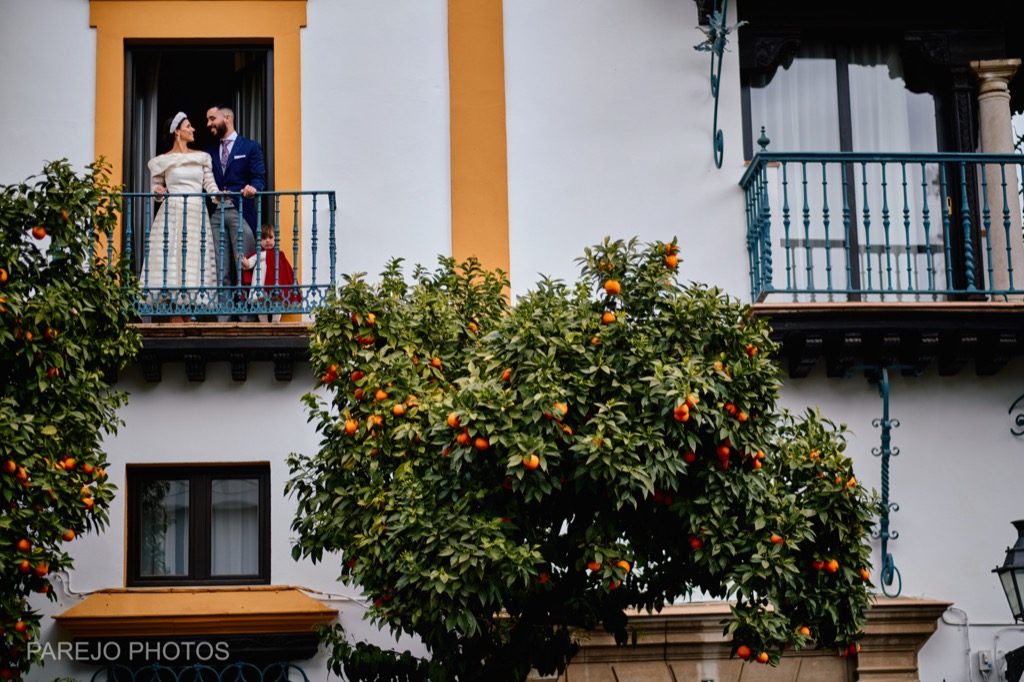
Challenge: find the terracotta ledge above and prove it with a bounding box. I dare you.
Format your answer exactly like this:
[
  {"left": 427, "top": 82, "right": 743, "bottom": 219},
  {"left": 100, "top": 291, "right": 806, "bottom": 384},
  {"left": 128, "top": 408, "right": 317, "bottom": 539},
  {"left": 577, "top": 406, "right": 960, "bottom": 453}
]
[
  {"left": 53, "top": 586, "right": 337, "bottom": 638},
  {"left": 563, "top": 596, "right": 951, "bottom": 682}
]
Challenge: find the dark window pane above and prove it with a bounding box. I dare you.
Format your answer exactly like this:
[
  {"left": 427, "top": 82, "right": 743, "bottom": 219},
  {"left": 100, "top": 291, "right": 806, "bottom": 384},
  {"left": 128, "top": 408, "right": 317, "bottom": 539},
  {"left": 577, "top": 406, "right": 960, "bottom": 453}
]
[{"left": 139, "top": 479, "right": 190, "bottom": 577}]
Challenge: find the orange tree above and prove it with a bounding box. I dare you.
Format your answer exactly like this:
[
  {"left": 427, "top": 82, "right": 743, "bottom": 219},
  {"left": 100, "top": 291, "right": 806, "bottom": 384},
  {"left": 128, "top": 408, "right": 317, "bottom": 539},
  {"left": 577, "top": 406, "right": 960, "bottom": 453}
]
[
  {"left": 0, "top": 160, "right": 140, "bottom": 678},
  {"left": 287, "top": 237, "right": 881, "bottom": 681}
]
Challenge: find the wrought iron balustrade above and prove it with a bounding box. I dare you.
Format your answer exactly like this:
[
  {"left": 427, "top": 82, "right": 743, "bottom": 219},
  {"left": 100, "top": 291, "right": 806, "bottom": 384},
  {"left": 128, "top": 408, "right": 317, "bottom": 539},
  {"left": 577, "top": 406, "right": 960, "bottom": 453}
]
[
  {"left": 119, "top": 190, "right": 336, "bottom": 320},
  {"left": 740, "top": 151, "right": 1024, "bottom": 303},
  {"left": 90, "top": 661, "right": 309, "bottom": 682}
]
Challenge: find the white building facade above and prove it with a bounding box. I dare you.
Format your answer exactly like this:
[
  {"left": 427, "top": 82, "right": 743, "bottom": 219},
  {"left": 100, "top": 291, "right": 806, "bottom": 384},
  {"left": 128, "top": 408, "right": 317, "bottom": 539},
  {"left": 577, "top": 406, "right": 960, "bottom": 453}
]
[{"left": 2, "top": 1, "right": 1024, "bottom": 680}]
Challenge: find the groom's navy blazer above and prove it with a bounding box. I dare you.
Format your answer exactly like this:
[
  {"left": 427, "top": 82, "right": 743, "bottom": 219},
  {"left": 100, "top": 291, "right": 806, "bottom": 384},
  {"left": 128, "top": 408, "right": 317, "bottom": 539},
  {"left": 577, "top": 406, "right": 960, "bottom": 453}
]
[{"left": 207, "top": 135, "right": 266, "bottom": 236}]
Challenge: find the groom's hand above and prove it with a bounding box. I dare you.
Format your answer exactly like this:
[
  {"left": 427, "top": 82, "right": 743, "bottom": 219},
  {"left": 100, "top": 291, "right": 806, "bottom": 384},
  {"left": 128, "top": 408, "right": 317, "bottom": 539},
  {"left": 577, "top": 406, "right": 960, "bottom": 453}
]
[{"left": 241, "top": 185, "right": 257, "bottom": 198}]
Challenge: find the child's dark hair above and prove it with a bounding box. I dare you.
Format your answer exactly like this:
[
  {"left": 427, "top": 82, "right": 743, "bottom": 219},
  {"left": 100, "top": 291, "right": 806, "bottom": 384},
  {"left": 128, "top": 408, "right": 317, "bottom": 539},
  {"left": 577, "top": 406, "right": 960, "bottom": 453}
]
[{"left": 260, "top": 224, "right": 276, "bottom": 240}]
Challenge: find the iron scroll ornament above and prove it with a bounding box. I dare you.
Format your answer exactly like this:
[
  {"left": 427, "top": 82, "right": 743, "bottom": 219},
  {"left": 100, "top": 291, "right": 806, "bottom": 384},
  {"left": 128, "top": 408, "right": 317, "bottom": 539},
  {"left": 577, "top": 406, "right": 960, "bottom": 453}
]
[
  {"left": 694, "top": 0, "right": 747, "bottom": 168},
  {"left": 1010, "top": 393, "right": 1024, "bottom": 436},
  {"left": 867, "top": 367, "right": 903, "bottom": 598}
]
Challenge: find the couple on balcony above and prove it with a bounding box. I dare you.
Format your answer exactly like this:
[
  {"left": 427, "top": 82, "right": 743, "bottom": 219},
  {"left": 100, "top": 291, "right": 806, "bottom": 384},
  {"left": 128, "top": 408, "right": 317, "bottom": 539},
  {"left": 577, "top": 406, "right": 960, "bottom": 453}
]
[{"left": 146, "top": 104, "right": 291, "bottom": 322}]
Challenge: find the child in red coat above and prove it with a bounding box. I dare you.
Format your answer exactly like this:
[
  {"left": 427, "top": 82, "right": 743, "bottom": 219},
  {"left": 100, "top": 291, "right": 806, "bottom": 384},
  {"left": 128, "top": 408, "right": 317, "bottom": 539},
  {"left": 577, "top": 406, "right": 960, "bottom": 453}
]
[{"left": 241, "top": 224, "right": 300, "bottom": 322}]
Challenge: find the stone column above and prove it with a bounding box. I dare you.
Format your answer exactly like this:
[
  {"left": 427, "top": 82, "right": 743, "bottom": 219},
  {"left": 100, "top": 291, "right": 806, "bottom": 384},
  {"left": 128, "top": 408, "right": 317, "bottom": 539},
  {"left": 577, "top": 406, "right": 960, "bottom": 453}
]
[{"left": 970, "top": 59, "right": 1024, "bottom": 298}]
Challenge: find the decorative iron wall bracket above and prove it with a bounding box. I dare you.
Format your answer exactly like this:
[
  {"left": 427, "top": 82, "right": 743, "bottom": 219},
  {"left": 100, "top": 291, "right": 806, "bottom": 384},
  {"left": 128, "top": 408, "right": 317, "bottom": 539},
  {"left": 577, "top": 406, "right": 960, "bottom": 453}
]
[
  {"left": 848, "top": 364, "right": 906, "bottom": 597},
  {"left": 694, "top": 0, "right": 746, "bottom": 168}
]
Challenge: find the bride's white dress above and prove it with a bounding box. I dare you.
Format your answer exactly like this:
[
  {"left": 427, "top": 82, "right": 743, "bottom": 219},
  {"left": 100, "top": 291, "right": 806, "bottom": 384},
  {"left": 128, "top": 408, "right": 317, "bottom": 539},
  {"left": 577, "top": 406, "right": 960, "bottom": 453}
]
[{"left": 145, "top": 151, "right": 219, "bottom": 299}]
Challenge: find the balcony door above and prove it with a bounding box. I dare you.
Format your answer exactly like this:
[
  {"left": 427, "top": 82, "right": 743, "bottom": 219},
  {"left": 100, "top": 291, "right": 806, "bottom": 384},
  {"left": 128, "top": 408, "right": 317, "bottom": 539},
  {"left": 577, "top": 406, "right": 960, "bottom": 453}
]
[{"left": 123, "top": 46, "right": 273, "bottom": 275}]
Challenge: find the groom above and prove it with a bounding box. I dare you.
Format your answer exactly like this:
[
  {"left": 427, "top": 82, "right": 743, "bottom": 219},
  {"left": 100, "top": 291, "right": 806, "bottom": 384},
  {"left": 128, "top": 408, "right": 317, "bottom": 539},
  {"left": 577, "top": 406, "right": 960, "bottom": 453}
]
[{"left": 206, "top": 104, "right": 264, "bottom": 321}]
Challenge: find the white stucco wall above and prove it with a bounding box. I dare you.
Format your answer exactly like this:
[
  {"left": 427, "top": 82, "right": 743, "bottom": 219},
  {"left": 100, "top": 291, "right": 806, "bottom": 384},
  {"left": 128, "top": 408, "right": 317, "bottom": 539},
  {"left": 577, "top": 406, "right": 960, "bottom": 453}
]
[
  {"left": 28, "top": 362, "right": 427, "bottom": 682},
  {"left": 301, "top": 0, "right": 452, "bottom": 285},
  {"left": 503, "top": 0, "right": 749, "bottom": 300},
  {"left": 0, "top": 0, "right": 96, "bottom": 184},
  {"left": 778, "top": 361, "right": 1024, "bottom": 681}
]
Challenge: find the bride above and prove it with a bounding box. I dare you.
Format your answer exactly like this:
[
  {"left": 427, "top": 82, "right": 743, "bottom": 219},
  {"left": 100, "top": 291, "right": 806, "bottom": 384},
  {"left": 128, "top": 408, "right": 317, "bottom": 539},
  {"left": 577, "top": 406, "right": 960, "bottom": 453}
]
[{"left": 145, "top": 111, "right": 219, "bottom": 320}]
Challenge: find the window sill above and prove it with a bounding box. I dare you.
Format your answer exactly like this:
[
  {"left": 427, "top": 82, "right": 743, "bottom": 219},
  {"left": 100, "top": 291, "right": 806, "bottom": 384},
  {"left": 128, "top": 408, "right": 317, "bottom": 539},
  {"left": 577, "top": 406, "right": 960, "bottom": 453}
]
[{"left": 53, "top": 586, "right": 337, "bottom": 638}]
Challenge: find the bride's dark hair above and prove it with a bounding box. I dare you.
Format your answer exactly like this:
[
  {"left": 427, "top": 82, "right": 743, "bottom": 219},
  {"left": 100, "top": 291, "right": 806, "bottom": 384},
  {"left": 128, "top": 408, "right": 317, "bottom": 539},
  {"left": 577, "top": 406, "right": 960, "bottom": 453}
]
[{"left": 161, "top": 114, "right": 188, "bottom": 151}]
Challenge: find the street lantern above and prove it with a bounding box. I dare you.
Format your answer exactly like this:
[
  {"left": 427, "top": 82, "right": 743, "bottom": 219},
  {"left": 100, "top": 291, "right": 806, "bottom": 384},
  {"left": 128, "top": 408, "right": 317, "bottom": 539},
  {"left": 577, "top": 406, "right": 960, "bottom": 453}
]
[{"left": 995, "top": 520, "right": 1024, "bottom": 622}]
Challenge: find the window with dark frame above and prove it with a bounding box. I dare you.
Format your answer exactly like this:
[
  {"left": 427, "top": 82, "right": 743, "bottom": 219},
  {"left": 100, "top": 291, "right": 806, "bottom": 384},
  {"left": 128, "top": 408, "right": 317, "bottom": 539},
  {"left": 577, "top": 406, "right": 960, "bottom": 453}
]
[{"left": 127, "top": 465, "right": 270, "bottom": 587}]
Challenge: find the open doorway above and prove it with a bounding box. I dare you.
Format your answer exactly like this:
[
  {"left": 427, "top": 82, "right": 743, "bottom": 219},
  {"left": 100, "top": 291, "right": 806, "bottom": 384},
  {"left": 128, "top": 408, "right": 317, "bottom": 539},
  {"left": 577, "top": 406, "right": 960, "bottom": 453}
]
[{"left": 123, "top": 45, "right": 273, "bottom": 269}]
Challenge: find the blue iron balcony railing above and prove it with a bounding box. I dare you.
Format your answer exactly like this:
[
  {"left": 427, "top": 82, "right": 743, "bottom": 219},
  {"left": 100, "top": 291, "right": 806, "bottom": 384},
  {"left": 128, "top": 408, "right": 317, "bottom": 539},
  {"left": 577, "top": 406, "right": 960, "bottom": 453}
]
[
  {"left": 118, "top": 190, "right": 337, "bottom": 320},
  {"left": 740, "top": 151, "right": 1024, "bottom": 303}
]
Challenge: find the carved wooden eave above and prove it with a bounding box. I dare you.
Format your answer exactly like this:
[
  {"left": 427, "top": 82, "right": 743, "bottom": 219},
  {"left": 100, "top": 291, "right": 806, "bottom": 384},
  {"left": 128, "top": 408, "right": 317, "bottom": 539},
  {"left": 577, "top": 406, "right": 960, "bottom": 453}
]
[
  {"left": 750, "top": 302, "right": 1024, "bottom": 378},
  {"left": 130, "top": 322, "right": 312, "bottom": 383}
]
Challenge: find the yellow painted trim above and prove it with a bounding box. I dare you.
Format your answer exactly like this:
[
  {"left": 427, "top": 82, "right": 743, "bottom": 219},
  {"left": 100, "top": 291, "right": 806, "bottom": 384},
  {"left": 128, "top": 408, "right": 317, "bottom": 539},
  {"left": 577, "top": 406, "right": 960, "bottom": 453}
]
[
  {"left": 89, "top": 0, "right": 305, "bottom": 277},
  {"left": 447, "top": 0, "right": 510, "bottom": 275},
  {"left": 54, "top": 586, "right": 337, "bottom": 637}
]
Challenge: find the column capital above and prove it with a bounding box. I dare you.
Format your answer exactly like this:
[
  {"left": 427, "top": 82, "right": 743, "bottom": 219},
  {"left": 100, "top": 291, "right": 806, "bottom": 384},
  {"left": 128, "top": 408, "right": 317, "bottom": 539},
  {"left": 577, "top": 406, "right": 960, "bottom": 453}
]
[{"left": 970, "top": 58, "right": 1021, "bottom": 96}]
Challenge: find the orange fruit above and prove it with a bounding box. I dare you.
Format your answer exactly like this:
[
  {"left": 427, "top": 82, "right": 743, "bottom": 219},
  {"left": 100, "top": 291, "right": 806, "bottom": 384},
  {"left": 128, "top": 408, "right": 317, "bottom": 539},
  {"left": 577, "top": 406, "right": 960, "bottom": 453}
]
[
  {"left": 664, "top": 254, "right": 678, "bottom": 269},
  {"left": 18, "top": 559, "right": 31, "bottom": 573},
  {"left": 13, "top": 621, "right": 26, "bottom": 634},
  {"left": 0, "top": 267, "right": 7, "bottom": 282},
  {"left": 587, "top": 560, "right": 601, "bottom": 572},
  {"left": 31, "top": 226, "right": 46, "bottom": 240},
  {"left": 608, "top": 579, "right": 620, "bottom": 590},
  {"left": 522, "top": 453, "right": 540, "bottom": 470},
  {"left": 603, "top": 280, "right": 621, "bottom": 296},
  {"left": 686, "top": 393, "right": 699, "bottom": 408},
  {"left": 344, "top": 419, "right": 359, "bottom": 435},
  {"left": 468, "top": 321, "right": 478, "bottom": 332},
  {"left": 673, "top": 404, "right": 690, "bottom": 422},
  {"left": 62, "top": 529, "right": 75, "bottom": 542},
  {"left": 447, "top": 412, "right": 461, "bottom": 428},
  {"left": 553, "top": 402, "right": 568, "bottom": 417},
  {"left": 601, "top": 311, "right": 616, "bottom": 325},
  {"left": 682, "top": 451, "right": 696, "bottom": 463},
  {"left": 538, "top": 571, "right": 548, "bottom": 584},
  {"left": 736, "top": 645, "right": 751, "bottom": 660},
  {"left": 34, "top": 562, "right": 48, "bottom": 577},
  {"left": 616, "top": 560, "right": 631, "bottom": 574},
  {"left": 375, "top": 389, "right": 388, "bottom": 401},
  {"left": 737, "top": 411, "right": 748, "bottom": 422},
  {"left": 825, "top": 559, "right": 839, "bottom": 574},
  {"left": 83, "top": 497, "right": 94, "bottom": 509},
  {"left": 456, "top": 429, "right": 471, "bottom": 446},
  {"left": 473, "top": 437, "right": 489, "bottom": 451},
  {"left": 689, "top": 536, "right": 704, "bottom": 550},
  {"left": 392, "top": 404, "right": 406, "bottom": 417},
  {"left": 798, "top": 626, "right": 811, "bottom": 636},
  {"left": 812, "top": 559, "right": 825, "bottom": 571},
  {"left": 756, "top": 652, "right": 769, "bottom": 664},
  {"left": 3, "top": 460, "right": 15, "bottom": 474},
  {"left": 16, "top": 539, "right": 30, "bottom": 552},
  {"left": 430, "top": 357, "right": 442, "bottom": 369},
  {"left": 769, "top": 533, "right": 784, "bottom": 545},
  {"left": 351, "top": 370, "right": 365, "bottom": 382},
  {"left": 745, "top": 344, "right": 758, "bottom": 356},
  {"left": 591, "top": 336, "right": 601, "bottom": 346},
  {"left": 860, "top": 567, "right": 871, "bottom": 582},
  {"left": 713, "top": 361, "right": 724, "bottom": 371},
  {"left": 501, "top": 368, "right": 512, "bottom": 382}
]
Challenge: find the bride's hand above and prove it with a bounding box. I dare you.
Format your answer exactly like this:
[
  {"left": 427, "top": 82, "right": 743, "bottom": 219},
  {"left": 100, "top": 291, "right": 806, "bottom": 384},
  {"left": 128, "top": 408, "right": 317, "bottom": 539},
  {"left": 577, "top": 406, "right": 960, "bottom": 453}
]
[{"left": 154, "top": 186, "right": 168, "bottom": 195}]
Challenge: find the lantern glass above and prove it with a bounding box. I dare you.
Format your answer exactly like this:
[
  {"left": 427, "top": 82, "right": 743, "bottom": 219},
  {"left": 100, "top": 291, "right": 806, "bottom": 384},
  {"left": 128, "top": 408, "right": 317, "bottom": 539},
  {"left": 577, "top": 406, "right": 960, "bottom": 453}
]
[
  {"left": 996, "top": 521, "right": 1024, "bottom": 622},
  {"left": 999, "top": 568, "right": 1024, "bottom": 621}
]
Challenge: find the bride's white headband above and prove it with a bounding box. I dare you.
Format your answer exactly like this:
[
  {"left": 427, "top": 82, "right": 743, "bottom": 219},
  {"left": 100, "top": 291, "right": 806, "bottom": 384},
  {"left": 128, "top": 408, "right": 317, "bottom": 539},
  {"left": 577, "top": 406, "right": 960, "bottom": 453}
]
[{"left": 169, "top": 112, "right": 187, "bottom": 134}]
